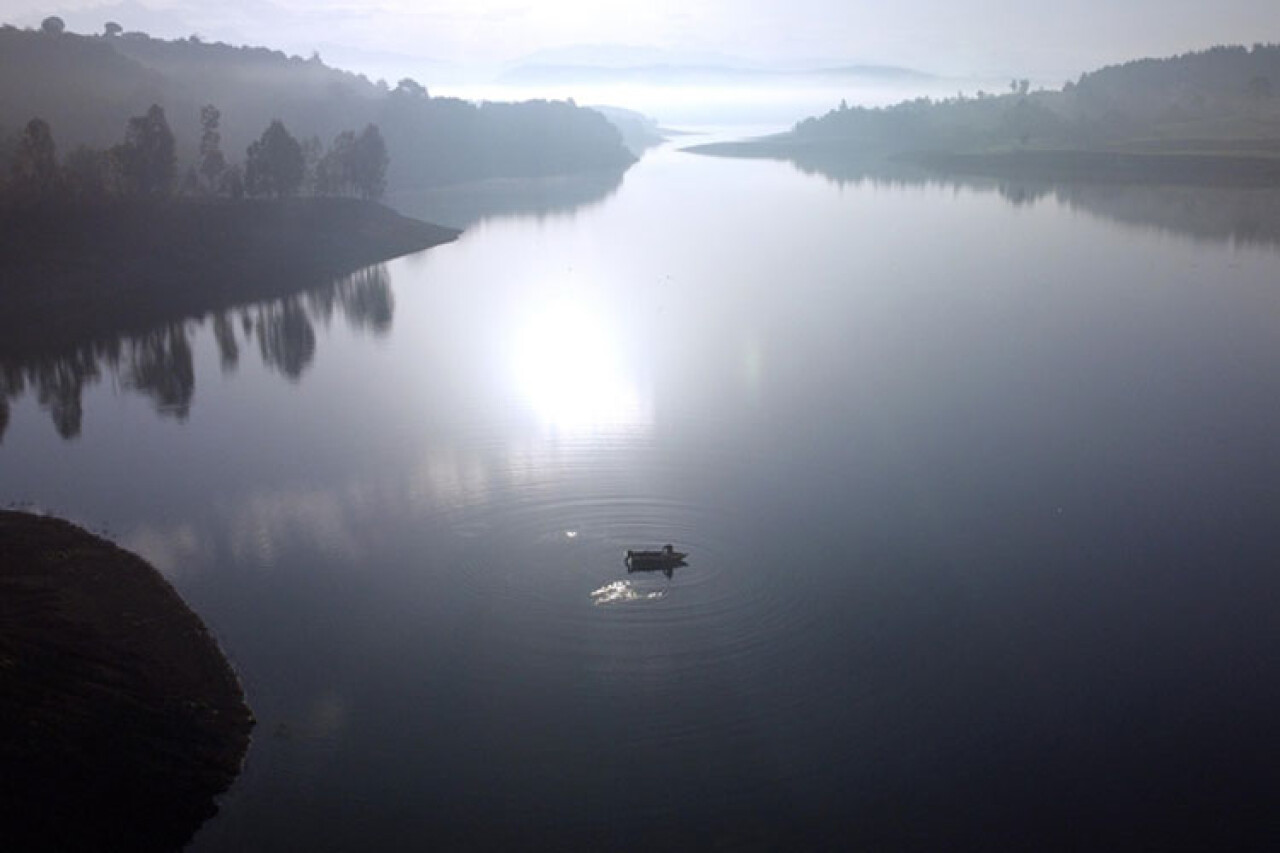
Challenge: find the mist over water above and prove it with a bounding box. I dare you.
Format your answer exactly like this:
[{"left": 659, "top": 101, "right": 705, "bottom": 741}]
[
  {"left": 435, "top": 78, "right": 988, "bottom": 126},
  {"left": 4, "top": 141, "right": 1280, "bottom": 849}
]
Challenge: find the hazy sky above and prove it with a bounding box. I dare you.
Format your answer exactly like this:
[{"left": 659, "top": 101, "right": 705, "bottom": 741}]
[{"left": 12, "top": 0, "right": 1280, "bottom": 80}]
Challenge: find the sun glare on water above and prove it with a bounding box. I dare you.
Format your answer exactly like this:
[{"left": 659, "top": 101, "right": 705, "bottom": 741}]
[{"left": 513, "top": 300, "right": 649, "bottom": 431}]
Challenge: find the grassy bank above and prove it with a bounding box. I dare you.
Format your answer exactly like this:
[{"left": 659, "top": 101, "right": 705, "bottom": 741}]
[
  {"left": 0, "top": 510, "right": 253, "bottom": 851},
  {"left": 0, "top": 197, "right": 459, "bottom": 356}
]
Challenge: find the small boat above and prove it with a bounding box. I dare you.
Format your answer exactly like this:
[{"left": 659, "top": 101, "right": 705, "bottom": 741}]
[{"left": 625, "top": 544, "right": 687, "bottom": 569}]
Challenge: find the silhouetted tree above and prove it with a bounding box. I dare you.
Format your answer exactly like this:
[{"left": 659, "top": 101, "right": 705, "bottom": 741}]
[
  {"left": 315, "top": 125, "right": 388, "bottom": 199},
  {"left": 10, "top": 117, "right": 59, "bottom": 195},
  {"left": 103, "top": 22, "right": 122, "bottom": 37},
  {"left": 352, "top": 124, "right": 388, "bottom": 200},
  {"left": 222, "top": 164, "right": 244, "bottom": 199},
  {"left": 245, "top": 120, "right": 304, "bottom": 198},
  {"left": 316, "top": 129, "right": 355, "bottom": 196},
  {"left": 197, "top": 104, "right": 227, "bottom": 193},
  {"left": 117, "top": 105, "right": 176, "bottom": 196},
  {"left": 299, "top": 134, "right": 322, "bottom": 194},
  {"left": 393, "top": 78, "right": 428, "bottom": 99},
  {"left": 63, "top": 144, "right": 114, "bottom": 198},
  {"left": 40, "top": 17, "right": 65, "bottom": 35}
]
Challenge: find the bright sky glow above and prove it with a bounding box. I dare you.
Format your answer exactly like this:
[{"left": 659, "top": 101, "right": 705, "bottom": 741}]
[{"left": 17, "top": 0, "right": 1280, "bottom": 81}]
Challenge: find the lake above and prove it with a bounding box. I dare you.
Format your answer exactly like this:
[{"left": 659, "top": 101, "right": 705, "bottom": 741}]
[{"left": 3, "top": 140, "right": 1279, "bottom": 850}]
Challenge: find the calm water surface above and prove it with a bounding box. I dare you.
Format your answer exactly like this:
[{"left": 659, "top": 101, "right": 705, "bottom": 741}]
[{"left": 3, "top": 143, "right": 1280, "bottom": 850}]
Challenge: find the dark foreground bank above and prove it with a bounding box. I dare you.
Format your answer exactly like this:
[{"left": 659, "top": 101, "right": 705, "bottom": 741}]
[
  {"left": 0, "top": 511, "right": 253, "bottom": 852},
  {"left": 0, "top": 197, "right": 459, "bottom": 356}
]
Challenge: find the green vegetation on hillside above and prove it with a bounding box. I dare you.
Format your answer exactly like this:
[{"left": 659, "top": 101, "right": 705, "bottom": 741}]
[
  {"left": 0, "top": 25, "right": 474, "bottom": 381},
  {"left": 793, "top": 44, "right": 1280, "bottom": 154},
  {"left": 0, "top": 22, "right": 634, "bottom": 193},
  {"left": 692, "top": 45, "right": 1280, "bottom": 183}
]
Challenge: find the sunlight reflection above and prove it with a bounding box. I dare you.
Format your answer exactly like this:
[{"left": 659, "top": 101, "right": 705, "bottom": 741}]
[
  {"left": 513, "top": 300, "right": 650, "bottom": 430},
  {"left": 590, "top": 580, "right": 667, "bottom": 605}
]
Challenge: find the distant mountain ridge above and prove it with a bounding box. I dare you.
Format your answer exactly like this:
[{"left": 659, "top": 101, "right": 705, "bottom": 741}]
[{"left": 500, "top": 60, "right": 934, "bottom": 87}]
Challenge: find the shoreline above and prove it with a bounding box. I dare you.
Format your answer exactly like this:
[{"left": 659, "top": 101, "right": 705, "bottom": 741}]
[
  {"left": 0, "top": 196, "right": 460, "bottom": 358},
  {"left": 686, "top": 138, "right": 1280, "bottom": 187},
  {"left": 0, "top": 510, "right": 253, "bottom": 851}
]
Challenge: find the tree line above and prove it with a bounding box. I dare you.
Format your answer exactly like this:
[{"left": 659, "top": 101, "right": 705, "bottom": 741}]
[
  {"left": 1, "top": 22, "right": 635, "bottom": 195},
  {"left": 790, "top": 43, "right": 1280, "bottom": 156},
  {"left": 2, "top": 103, "right": 388, "bottom": 203}
]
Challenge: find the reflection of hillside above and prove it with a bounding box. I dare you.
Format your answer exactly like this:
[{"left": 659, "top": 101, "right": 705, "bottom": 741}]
[
  {"left": 784, "top": 153, "right": 1280, "bottom": 249},
  {"left": 386, "top": 168, "right": 627, "bottom": 229},
  {"left": 1043, "top": 184, "right": 1280, "bottom": 248},
  {"left": 0, "top": 267, "right": 392, "bottom": 441}
]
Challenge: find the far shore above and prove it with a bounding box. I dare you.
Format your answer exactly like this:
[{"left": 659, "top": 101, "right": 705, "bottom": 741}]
[
  {"left": 0, "top": 196, "right": 459, "bottom": 357},
  {"left": 686, "top": 139, "right": 1280, "bottom": 187},
  {"left": 0, "top": 510, "right": 254, "bottom": 851}
]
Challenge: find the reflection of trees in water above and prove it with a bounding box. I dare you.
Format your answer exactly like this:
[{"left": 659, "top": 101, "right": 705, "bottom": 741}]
[
  {"left": 339, "top": 266, "right": 394, "bottom": 335},
  {"left": 34, "top": 348, "right": 102, "bottom": 439},
  {"left": 212, "top": 314, "right": 240, "bottom": 373},
  {"left": 0, "top": 265, "right": 394, "bottom": 440},
  {"left": 254, "top": 298, "right": 317, "bottom": 381},
  {"left": 1, "top": 364, "right": 24, "bottom": 442},
  {"left": 123, "top": 324, "right": 196, "bottom": 419},
  {"left": 789, "top": 154, "right": 1280, "bottom": 248},
  {"left": 304, "top": 264, "right": 394, "bottom": 335},
  {"left": 1, "top": 328, "right": 193, "bottom": 439}
]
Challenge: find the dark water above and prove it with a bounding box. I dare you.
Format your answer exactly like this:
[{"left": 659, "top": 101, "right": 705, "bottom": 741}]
[{"left": 4, "top": 144, "right": 1280, "bottom": 850}]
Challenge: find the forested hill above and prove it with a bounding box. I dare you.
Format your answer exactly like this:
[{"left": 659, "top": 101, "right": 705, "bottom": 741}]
[
  {"left": 709, "top": 44, "right": 1280, "bottom": 161},
  {"left": 0, "top": 23, "right": 634, "bottom": 190}
]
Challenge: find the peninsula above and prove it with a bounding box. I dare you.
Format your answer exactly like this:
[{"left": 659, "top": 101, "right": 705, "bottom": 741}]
[
  {"left": 0, "top": 196, "right": 458, "bottom": 356},
  {"left": 689, "top": 44, "right": 1280, "bottom": 186}
]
